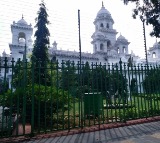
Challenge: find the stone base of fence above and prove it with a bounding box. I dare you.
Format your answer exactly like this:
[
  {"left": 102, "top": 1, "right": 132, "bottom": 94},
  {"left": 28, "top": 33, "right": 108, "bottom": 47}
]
[
  {"left": 12, "top": 123, "right": 31, "bottom": 136},
  {"left": 1, "top": 116, "right": 160, "bottom": 143}
]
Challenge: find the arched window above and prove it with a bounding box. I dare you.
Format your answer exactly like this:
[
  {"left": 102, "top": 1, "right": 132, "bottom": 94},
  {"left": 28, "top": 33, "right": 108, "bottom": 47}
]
[
  {"left": 123, "top": 46, "right": 126, "bottom": 53},
  {"left": 107, "top": 23, "right": 109, "bottom": 28},
  {"left": 107, "top": 41, "right": 111, "bottom": 47},
  {"left": 18, "top": 32, "right": 26, "bottom": 44},
  {"left": 117, "top": 47, "right": 119, "bottom": 54},
  {"left": 152, "top": 52, "right": 156, "bottom": 58},
  {"left": 100, "top": 43, "right": 104, "bottom": 50},
  {"left": 100, "top": 23, "right": 104, "bottom": 28}
]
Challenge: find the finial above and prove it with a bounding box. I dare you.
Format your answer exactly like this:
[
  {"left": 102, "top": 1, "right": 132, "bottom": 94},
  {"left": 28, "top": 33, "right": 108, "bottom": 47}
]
[
  {"left": 102, "top": 1, "right": 104, "bottom": 7},
  {"left": 22, "top": 14, "right": 24, "bottom": 19}
]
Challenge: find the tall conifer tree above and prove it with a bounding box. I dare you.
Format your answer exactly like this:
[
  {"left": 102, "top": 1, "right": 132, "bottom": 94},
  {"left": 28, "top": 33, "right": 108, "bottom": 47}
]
[{"left": 32, "top": 0, "right": 50, "bottom": 85}]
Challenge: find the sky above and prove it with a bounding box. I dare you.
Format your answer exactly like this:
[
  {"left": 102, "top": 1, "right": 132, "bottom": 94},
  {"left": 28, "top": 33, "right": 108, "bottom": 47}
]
[{"left": 0, "top": 0, "right": 159, "bottom": 58}]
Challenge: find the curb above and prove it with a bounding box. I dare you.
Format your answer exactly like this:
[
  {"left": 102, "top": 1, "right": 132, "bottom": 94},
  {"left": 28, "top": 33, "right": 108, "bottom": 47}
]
[{"left": 1, "top": 116, "right": 160, "bottom": 143}]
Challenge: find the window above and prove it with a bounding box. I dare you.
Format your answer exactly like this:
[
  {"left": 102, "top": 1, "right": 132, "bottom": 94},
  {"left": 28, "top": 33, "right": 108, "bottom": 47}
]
[
  {"left": 100, "top": 44, "right": 104, "bottom": 50},
  {"left": 123, "top": 46, "right": 126, "bottom": 53},
  {"left": 18, "top": 32, "right": 26, "bottom": 44},
  {"left": 152, "top": 52, "right": 156, "bottom": 58},
  {"left": 107, "top": 41, "right": 111, "bottom": 47},
  {"left": 117, "top": 47, "right": 119, "bottom": 53},
  {"left": 107, "top": 23, "right": 109, "bottom": 28},
  {"left": 100, "top": 23, "right": 104, "bottom": 28}
]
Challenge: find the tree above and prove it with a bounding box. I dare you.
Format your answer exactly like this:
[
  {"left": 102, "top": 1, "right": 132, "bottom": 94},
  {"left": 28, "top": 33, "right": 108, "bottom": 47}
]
[
  {"left": 123, "top": 0, "right": 160, "bottom": 37},
  {"left": 143, "top": 67, "right": 160, "bottom": 94},
  {"left": 32, "top": 0, "right": 50, "bottom": 84},
  {"left": 59, "top": 61, "right": 77, "bottom": 91}
]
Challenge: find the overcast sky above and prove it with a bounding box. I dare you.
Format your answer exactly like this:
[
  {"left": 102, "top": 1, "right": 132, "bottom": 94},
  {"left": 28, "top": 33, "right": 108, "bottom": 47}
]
[{"left": 0, "top": 0, "right": 159, "bottom": 58}]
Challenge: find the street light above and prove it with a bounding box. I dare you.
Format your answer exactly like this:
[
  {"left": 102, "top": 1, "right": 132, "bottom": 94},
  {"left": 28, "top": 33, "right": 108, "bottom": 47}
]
[{"left": 140, "top": 16, "right": 148, "bottom": 65}]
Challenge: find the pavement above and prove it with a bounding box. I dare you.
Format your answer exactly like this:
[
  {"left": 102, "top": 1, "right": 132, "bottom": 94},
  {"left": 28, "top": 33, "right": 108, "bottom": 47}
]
[
  {"left": 22, "top": 121, "right": 160, "bottom": 143},
  {"left": 1, "top": 117, "right": 160, "bottom": 143}
]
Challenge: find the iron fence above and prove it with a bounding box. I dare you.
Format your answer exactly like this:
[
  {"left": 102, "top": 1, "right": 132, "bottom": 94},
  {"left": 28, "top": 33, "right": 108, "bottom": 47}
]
[{"left": 0, "top": 58, "right": 160, "bottom": 138}]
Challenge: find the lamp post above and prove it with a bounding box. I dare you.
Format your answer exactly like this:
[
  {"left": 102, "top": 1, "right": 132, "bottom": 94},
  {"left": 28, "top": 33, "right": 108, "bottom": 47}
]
[{"left": 141, "top": 18, "right": 148, "bottom": 65}]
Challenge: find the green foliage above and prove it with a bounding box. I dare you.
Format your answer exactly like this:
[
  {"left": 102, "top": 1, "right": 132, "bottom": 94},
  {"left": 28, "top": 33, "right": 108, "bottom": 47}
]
[
  {"left": 80, "top": 63, "right": 128, "bottom": 102},
  {"left": 0, "top": 84, "right": 72, "bottom": 125},
  {"left": 143, "top": 68, "right": 160, "bottom": 93},
  {"left": 32, "top": 1, "right": 50, "bottom": 85},
  {"left": 123, "top": 0, "right": 160, "bottom": 37},
  {"left": 59, "top": 61, "right": 77, "bottom": 91}
]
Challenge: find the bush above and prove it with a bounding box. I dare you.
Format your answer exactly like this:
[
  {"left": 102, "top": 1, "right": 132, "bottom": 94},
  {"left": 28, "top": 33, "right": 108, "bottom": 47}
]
[{"left": 0, "top": 84, "right": 72, "bottom": 127}]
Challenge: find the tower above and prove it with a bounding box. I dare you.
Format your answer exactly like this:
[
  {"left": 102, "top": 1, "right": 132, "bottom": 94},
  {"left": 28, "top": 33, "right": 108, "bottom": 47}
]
[
  {"left": 115, "top": 34, "right": 130, "bottom": 56},
  {"left": 9, "top": 15, "right": 33, "bottom": 61},
  {"left": 91, "top": 2, "right": 117, "bottom": 54}
]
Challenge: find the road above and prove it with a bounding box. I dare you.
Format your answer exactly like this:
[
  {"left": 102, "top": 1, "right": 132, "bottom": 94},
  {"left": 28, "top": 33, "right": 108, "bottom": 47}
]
[{"left": 23, "top": 121, "right": 160, "bottom": 143}]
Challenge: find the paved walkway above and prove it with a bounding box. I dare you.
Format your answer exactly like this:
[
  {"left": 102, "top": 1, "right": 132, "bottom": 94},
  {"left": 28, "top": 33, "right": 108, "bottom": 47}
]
[{"left": 23, "top": 121, "right": 160, "bottom": 143}]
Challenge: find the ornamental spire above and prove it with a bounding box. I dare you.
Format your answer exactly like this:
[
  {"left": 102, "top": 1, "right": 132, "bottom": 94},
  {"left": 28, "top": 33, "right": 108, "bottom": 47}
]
[
  {"left": 102, "top": 1, "right": 104, "bottom": 7},
  {"left": 22, "top": 14, "right": 24, "bottom": 19}
]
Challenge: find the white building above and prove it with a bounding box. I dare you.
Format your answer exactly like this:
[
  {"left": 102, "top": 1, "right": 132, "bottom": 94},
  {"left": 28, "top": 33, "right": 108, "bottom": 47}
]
[
  {"left": 1, "top": 3, "right": 159, "bottom": 74},
  {"left": 49, "top": 3, "right": 139, "bottom": 65},
  {"left": 9, "top": 15, "right": 33, "bottom": 62}
]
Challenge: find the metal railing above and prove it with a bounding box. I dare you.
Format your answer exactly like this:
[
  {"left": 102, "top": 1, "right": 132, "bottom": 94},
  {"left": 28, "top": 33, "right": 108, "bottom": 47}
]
[{"left": 0, "top": 57, "right": 160, "bottom": 138}]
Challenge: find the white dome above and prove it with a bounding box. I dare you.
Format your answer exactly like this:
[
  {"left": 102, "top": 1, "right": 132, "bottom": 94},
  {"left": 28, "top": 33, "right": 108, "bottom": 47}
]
[
  {"left": 97, "top": 6, "right": 111, "bottom": 17},
  {"left": 17, "top": 18, "right": 28, "bottom": 25},
  {"left": 117, "top": 35, "right": 126, "bottom": 40}
]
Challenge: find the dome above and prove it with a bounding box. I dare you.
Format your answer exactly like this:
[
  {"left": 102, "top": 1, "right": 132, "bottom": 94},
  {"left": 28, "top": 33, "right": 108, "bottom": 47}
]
[
  {"left": 117, "top": 35, "right": 126, "bottom": 40},
  {"left": 97, "top": 6, "right": 111, "bottom": 17},
  {"left": 17, "top": 18, "right": 28, "bottom": 25}
]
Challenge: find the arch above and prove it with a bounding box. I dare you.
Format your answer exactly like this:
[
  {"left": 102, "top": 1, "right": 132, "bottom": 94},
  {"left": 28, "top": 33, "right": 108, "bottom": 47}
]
[
  {"left": 18, "top": 32, "right": 26, "bottom": 39},
  {"left": 18, "top": 32, "right": 26, "bottom": 44},
  {"left": 100, "top": 43, "right": 104, "bottom": 50},
  {"left": 100, "top": 23, "right": 104, "bottom": 28},
  {"left": 123, "top": 46, "right": 126, "bottom": 53},
  {"left": 107, "top": 23, "right": 109, "bottom": 28},
  {"left": 117, "top": 47, "right": 120, "bottom": 54},
  {"left": 107, "top": 40, "right": 111, "bottom": 47},
  {"left": 152, "top": 52, "right": 156, "bottom": 58}
]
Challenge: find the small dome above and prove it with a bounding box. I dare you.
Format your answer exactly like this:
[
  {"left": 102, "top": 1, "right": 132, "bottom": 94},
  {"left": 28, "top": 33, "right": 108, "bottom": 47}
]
[
  {"left": 17, "top": 18, "right": 28, "bottom": 25},
  {"left": 97, "top": 6, "right": 111, "bottom": 17},
  {"left": 117, "top": 35, "right": 126, "bottom": 40}
]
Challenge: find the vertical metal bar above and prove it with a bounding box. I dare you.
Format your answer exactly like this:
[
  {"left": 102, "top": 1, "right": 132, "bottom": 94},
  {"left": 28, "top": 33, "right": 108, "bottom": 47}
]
[
  {"left": 22, "top": 58, "right": 27, "bottom": 135},
  {"left": 62, "top": 61, "right": 65, "bottom": 130},
  {"left": 78, "top": 10, "right": 83, "bottom": 129},
  {"left": 142, "top": 65, "right": 148, "bottom": 118},
  {"left": 31, "top": 58, "right": 35, "bottom": 136},
  {"left": 123, "top": 62, "right": 127, "bottom": 122},
  {"left": 2, "top": 57, "right": 8, "bottom": 135},
  {"left": 155, "top": 65, "right": 160, "bottom": 113},
  {"left": 44, "top": 61, "right": 47, "bottom": 133},
  {"left": 56, "top": 60, "right": 59, "bottom": 130},
  {"left": 8, "top": 58, "right": 15, "bottom": 136},
  {"left": 137, "top": 64, "right": 143, "bottom": 117},
  {"left": 134, "top": 64, "right": 140, "bottom": 119},
  {"left": 38, "top": 60, "right": 41, "bottom": 133}
]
